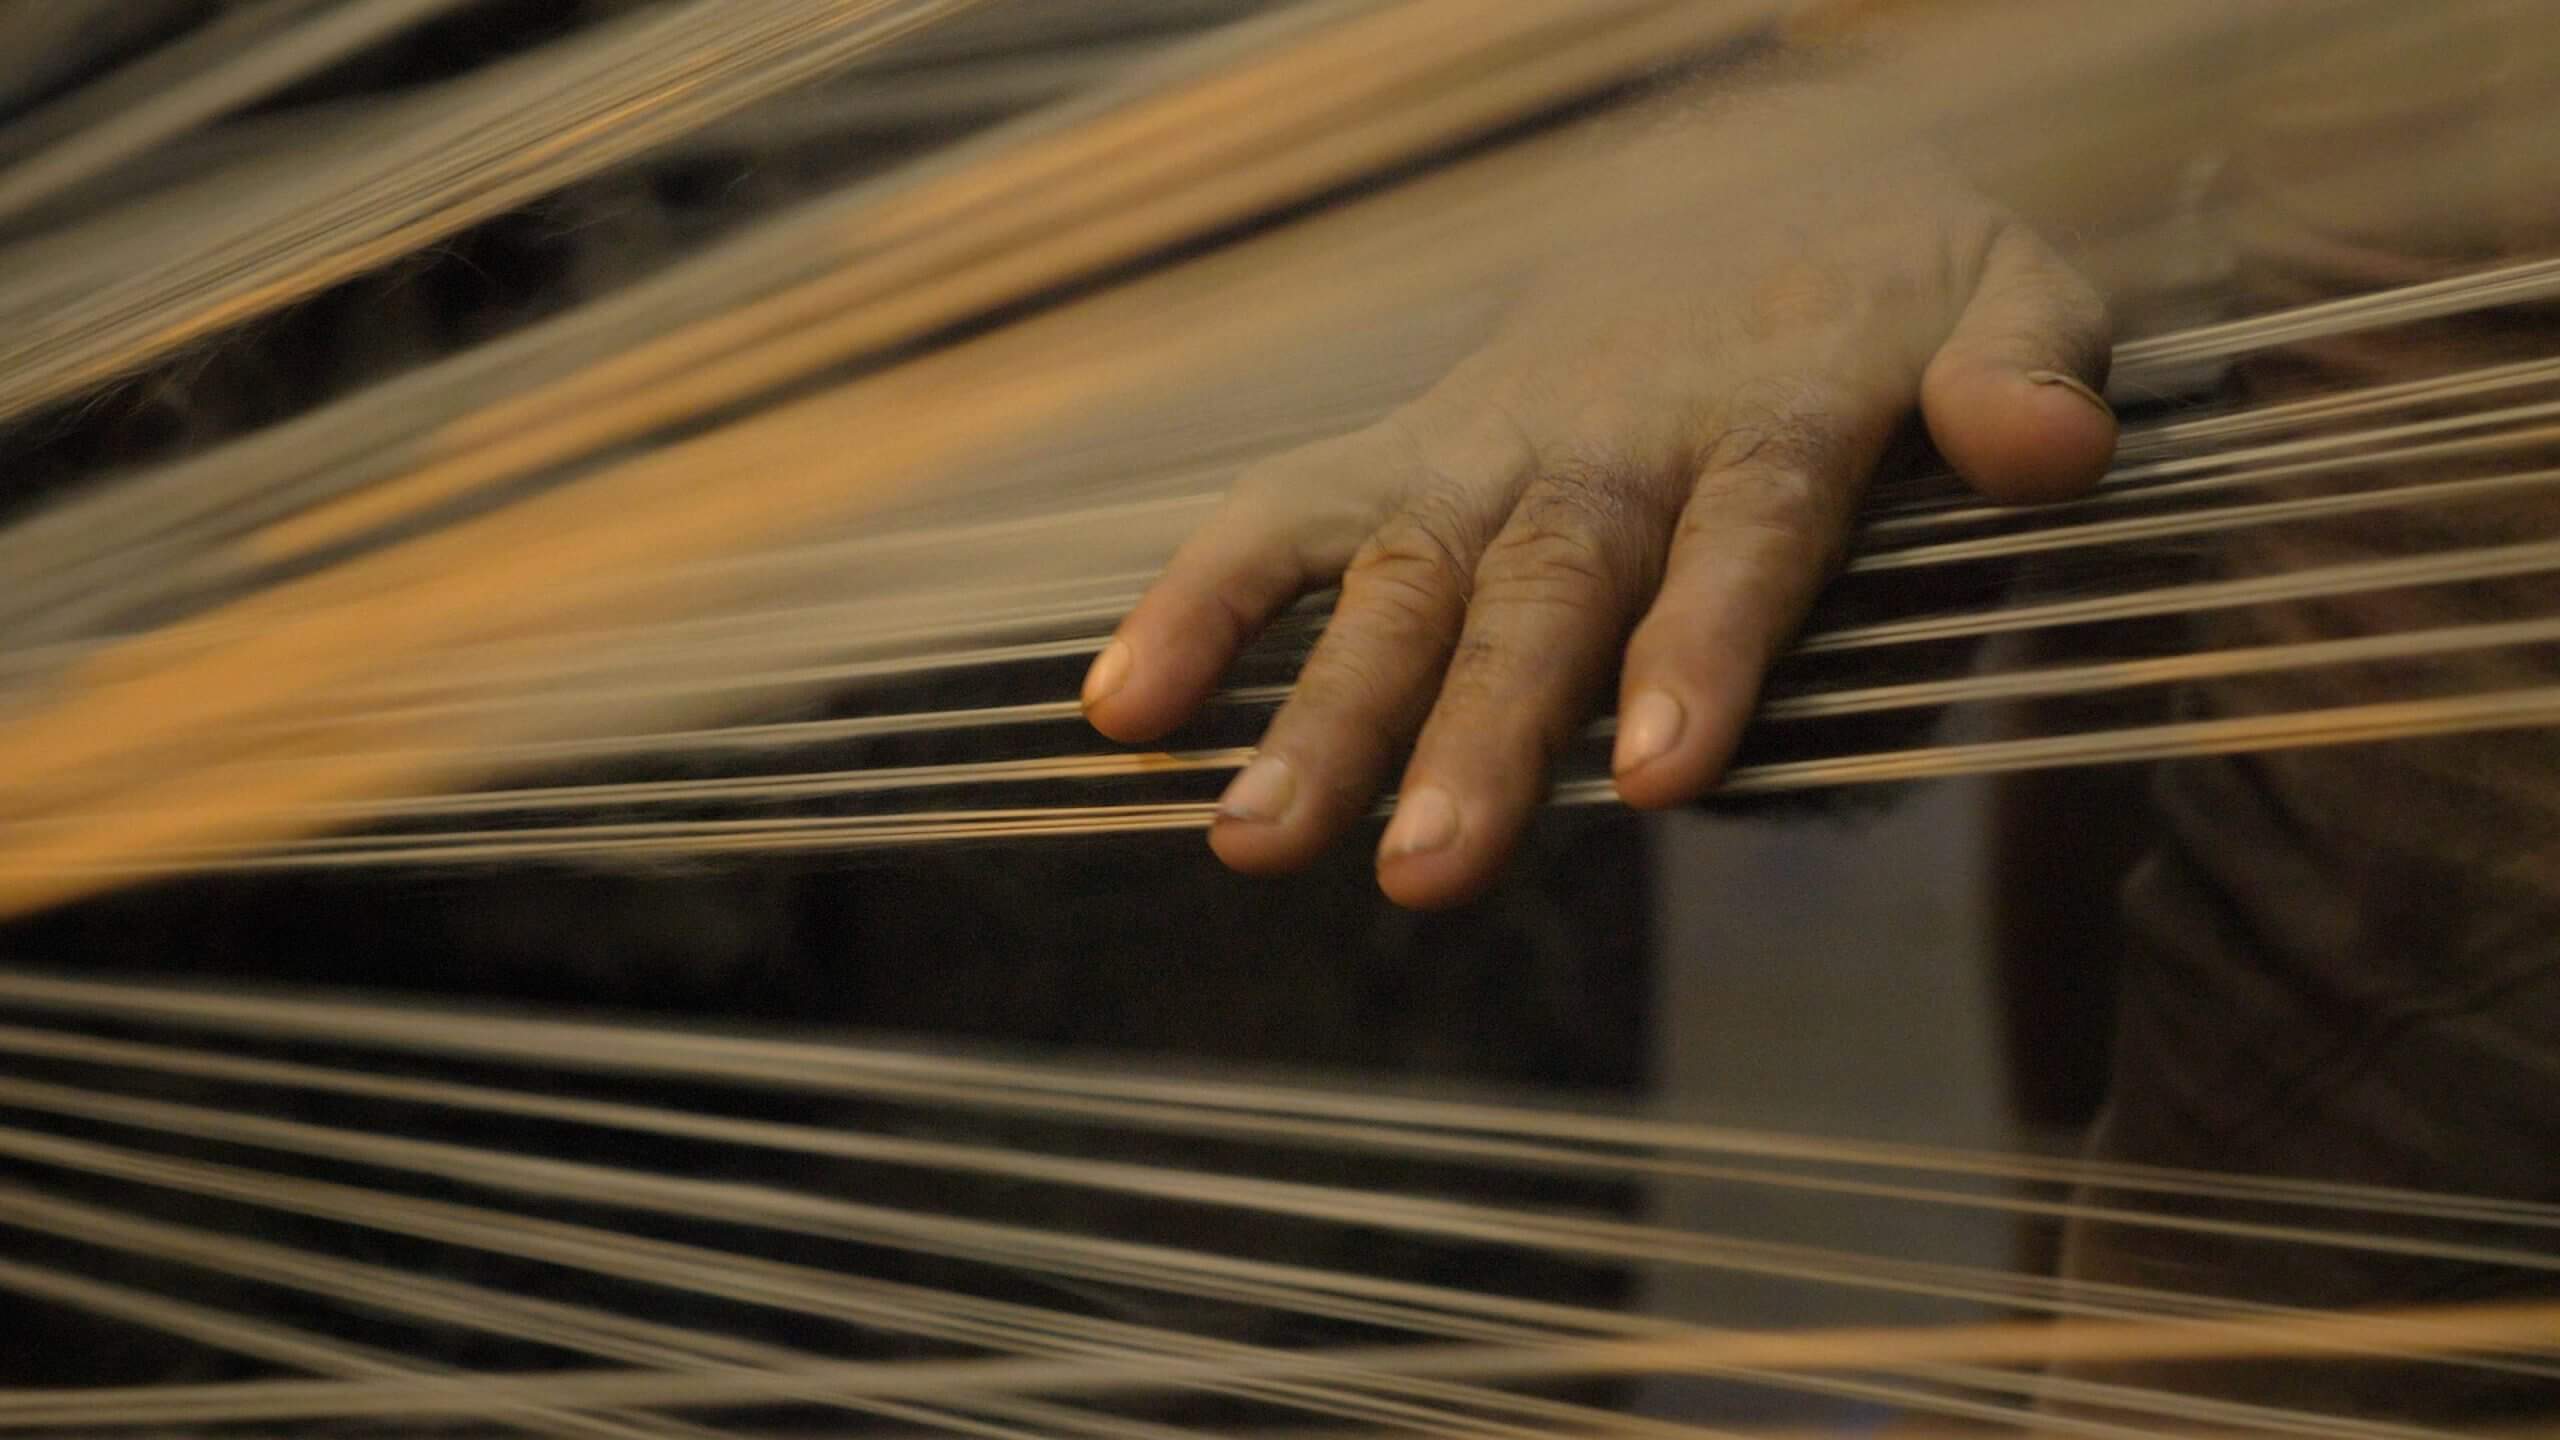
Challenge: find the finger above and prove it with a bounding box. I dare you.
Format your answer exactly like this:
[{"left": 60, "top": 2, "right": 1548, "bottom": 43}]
[
  {"left": 1210, "top": 478, "right": 1507, "bottom": 876},
  {"left": 1920, "top": 222, "right": 2118, "bottom": 505},
  {"left": 1611, "top": 382, "right": 1889, "bottom": 810},
  {"left": 1376, "top": 460, "right": 1675, "bottom": 910},
  {"left": 1084, "top": 433, "right": 1388, "bottom": 744}
]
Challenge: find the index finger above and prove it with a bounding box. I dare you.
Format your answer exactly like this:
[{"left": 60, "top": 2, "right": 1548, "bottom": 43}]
[{"left": 1084, "top": 434, "right": 1394, "bottom": 744}]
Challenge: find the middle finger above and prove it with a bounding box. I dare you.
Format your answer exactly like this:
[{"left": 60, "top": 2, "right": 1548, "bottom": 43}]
[
  {"left": 1209, "top": 430, "right": 1527, "bottom": 874},
  {"left": 1377, "top": 456, "right": 1678, "bottom": 909}
]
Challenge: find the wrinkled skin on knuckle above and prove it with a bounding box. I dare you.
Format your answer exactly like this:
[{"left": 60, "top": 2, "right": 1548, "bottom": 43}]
[
  {"left": 1680, "top": 470, "right": 1815, "bottom": 547},
  {"left": 1472, "top": 525, "right": 1618, "bottom": 613},
  {"left": 1703, "top": 375, "right": 1859, "bottom": 481},
  {"left": 1383, "top": 477, "right": 1492, "bottom": 569},
  {"left": 1520, "top": 456, "right": 1647, "bottom": 534},
  {"left": 1679, "top": 381, "right": 1863, "bottom": 538},
  {"left": 1342, "top": 508, "right": 1477, "bottom": 638},
  {"left": 1478, "top": 457, "right": 1666, "bottom": 611}
]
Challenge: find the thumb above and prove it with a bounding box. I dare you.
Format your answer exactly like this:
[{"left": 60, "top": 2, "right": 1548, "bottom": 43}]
[{"left": 1919, "top": 224, "right": 2117, "bottom": 505}]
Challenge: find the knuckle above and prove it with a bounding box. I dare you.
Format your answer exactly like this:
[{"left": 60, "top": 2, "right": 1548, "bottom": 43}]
[
  {"left": 1474, "top": 537, "right": 1613, "bottom": 610},
  {"left": 1339, "top": 559, "right": 1455, "bottom": 646},
  {"left": 1678, "top": 461, "right": 1850, "bottom": 570},
  {"left": 1397, "top": 462, "right": 1497, "bottom": 549},
  {"left": 1689, "top": 429, "right": 1832, "bottom": 519},
  {"left": 1688, "top": 455, "right": 1823, "bottom": 527},
  {"left": 1706, "top": 374, "right": 1846, "bottom": 473},
  {"left": 1344, "top": 506, "right": 1476, "bottom": 637},
  {"left": 1354, "top": 505, "right": 1471, "bottom": 584},
  {"left": 1484, "top": 443, "right": 1679, "bottom": 594},
  {"left": 1519, "top": 455, "right": 1643, "bottom": 539},
  {"left": 1473, "top": 458, "right": 1657, "bottom": 606}
]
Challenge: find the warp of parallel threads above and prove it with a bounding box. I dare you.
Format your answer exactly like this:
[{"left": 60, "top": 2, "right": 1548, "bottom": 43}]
[{"left": 0, "top": 0, "right": 2551, "bottom": 917}]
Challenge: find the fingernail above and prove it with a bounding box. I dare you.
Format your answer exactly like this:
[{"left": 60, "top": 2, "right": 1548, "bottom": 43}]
[
  {"left": 2026, "top": 370, "right": 2114, "bottom": 418},
  {"left": 1379, "top": 786, "right": 1460, "bottom": 858},
  {"left": 1081, "top": 639, "right": 1132, "bottom": 709},
  {"left": 1217, "top": 755, "right": 1295, "bottom": 823},
  {"left": 1612, "top": 689, "right": 1686, "bottom": 775}
]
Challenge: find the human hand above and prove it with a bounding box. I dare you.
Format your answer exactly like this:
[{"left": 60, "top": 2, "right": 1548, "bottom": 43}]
[{"left": 1083, "top": 157, "right": 2116, "bottom": 909}]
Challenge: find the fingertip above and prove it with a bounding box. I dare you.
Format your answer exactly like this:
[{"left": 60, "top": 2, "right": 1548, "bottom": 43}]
[
  {"left": 1081, "top": 602, "right": 1235, "bottom": 744},
  {"left": 1377, "top": 849, "right": 1495, "bottom": 911},
  {"left": 1924, "top": 220, "right": 2116, "bottom": 506},
  {"left": 1608, "top": 683, "right": 1747, "bottom": 810},
  {"left": 1611, "top": 601, "right": 1769, "bottom": 809},
  {"left": 1206, "top": 752, "right": 1328, "bottom": 874},
  {"left": 1207, "top": 818, "right": 1320, "bottom": 876},
  {"left": 2011, "top": 369, "right": 2119, "bottom": 494},
  {"left": 1080, "top": 661, "right": 1178, "bottom": 745},
  {"left": 1607, "top": 687, "right": 1692, "bottom": 806},
  {"left": 1083, "top": 701, "right": 1179, "bottom": 745},
  {"left": 1078, "top": 637, "right": 1139, "bottom": 728},
  {"left": 1612, "top": 757, "right": 1706, "bottom": 811},
  {"left": 1092, "top": 511, "right": 1315, "bottom": 743},
  {"left": 1372, "top": 784, "right": 1508, "bottom": 911},
  {"left": 1924, "top": 363, "right": 2116, "bottom": 506}
]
